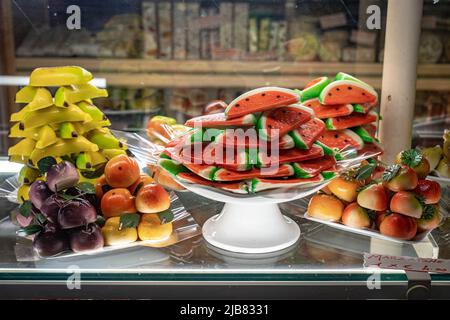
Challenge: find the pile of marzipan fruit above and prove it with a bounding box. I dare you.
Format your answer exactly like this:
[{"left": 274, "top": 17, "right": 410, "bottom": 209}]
[
  {"left": 158, "top": 73, "right": 382, "bottom": 194},
  {"left": 8, "top": 66, "right": 128, "bottom": 202}
]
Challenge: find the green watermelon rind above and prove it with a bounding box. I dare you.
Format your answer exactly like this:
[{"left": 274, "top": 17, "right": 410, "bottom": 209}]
[
  {"left": 353, "top": 104, "right": 369, "bottom": 114},
  {"left": 313, "top": 141, "right": 343, "bottom": 160},
  {"left": 334, "top": 72, "right": 365, "bottom": 84},
  {"left": 256, "top": 115, "right": 269, "bottom": 141},
  {"left": 292, "top": 163, "right": 314, "bottom": 178},
  {"left": 280, "top": 134, "right": 295, "bottom": 149},
  {"left": 224, "top": 87, "right": 301, "bottom": 117},
  {"left": 351, "top": 126, "right": 374, "bottom": 143},
  {"left": 159, "top": 152, "right": 172, "bottom": 160},
  {"left": 202, "top": 128, "right": 224, "bottom": 142},
  {"left": 250, "top": 175, "right": 325, "bottom": 193},
  {"left": 318, "top": 80, "right": 378, "bottom": 105},
  {"left": 324, "top": 118, "right": 336, "bottom": 130},
  {"left": 288, "top": 130, "right": 308, "bottom": 150},
  {"left": 300, "top": 77, "right": 330, "bottom": 102},
  {"left": 321, "top": 170, "right": 337, "bottom": 180},
  {"left": 158, "top": 158, "right": 190, "bottom": 176}
]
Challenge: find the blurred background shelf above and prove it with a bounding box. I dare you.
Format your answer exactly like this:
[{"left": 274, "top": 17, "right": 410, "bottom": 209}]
[{"left": 15, "top": 58, "right": 450, "bottom": 90}]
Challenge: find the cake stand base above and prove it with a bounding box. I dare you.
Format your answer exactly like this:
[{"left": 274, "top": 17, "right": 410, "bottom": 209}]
[{"left": 202, "top": 202, "right": 300, "bottom": 254}]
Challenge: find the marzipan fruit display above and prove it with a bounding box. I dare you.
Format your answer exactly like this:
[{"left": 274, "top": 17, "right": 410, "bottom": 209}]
[{"left": 9, "top": 66, "right": 126, "bottom": 181}]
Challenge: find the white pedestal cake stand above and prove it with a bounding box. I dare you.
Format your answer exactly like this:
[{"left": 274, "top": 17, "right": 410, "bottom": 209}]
[{"left": 178, "top": 181, "right": 327, "bottom": 254}]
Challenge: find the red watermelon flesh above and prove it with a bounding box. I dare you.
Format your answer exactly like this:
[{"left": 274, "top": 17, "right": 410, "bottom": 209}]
[
  {"left": 358, "top": 141, "right": 383, "bottom": 157},
  {"left": 185, "top": 112, "right": 256, "bottom": 128},
  {"left": 292, "top": 156, "right": 336, "bottom": 178},
  {"left": 362, "top": 123, "right": 377, "bottom": 137},
  {"left": 213, "top": 164, "right": 294, "bottom": 182},
  {"left": 288, "top": 118, "right": 326, "bottom": 150},
  {"left": 225, "top": 87, "right": 300, "bottom": 119},
  {"left": 215, "top": 130, "right": 294, "bottom": 149},
  {"left": 257, "top": 144, "right": 324, "bottom": 167},
  {"left": 177, "top": 172, "right": 248, "bottom": 194},
  {"left": 319, "top": 80, "right": 378, "bottom": 105},
  {"left": 305, "top": 77, "right": 324, "bottom": 89},
  {"left": 174, "top": 143, "right": 253, "bottom": 171},
  {"left": 302, "top": 98, "right": 353, "bottom": 119},
  {"left": 317, "top": 129, "right": 365, "bottom": 151},
  {"left": 325, "top": 111, "right": 378, "bottom": 130},
  {"left": 257, "top": 104, "right": 314, "bottom": 140}
]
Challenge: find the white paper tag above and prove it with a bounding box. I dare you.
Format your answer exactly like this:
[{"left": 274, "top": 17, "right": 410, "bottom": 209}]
[{"left": 364, "top": 253, "right": 450, "bottom": 274}]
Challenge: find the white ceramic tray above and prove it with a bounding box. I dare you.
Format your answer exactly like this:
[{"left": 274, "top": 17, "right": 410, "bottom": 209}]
[{"left": 303, "top": 211, "right": 432, "bottom": 244}]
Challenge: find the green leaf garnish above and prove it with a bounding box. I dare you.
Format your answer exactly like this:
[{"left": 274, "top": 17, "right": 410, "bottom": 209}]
[
  {"left": 102, "top": 184, "right": 113, "bottom": 195},
  {"left": 33, "top": 213, "right": 47, "bottom": 225},
  {"left": 80, "top": 163, "right": 106, "bottom": 179},
  {"left": 17, "top": 224, "right": 43, "bottom": 237},
  {"left": 421, "top": 206, "right": 436, "bottom": 220},
  {"left": 158, "top": 209, "right": 174, "bottom": 224},
  {"left": 95, "top": 215, "right": 106, "bottom": 227},
  {"left": 400, "top": 149, "right": 423, "bottom": 168},
  {"left": 355, "top": 163, "right": 376, "bottom": 181},
  {"left": 367, "top": 209, "right": 377, "bottom": 221},
  {"left": 382, "top": 164, "right": 401, "bottom": 182},
  {"left": 119, "top": 213, "right": 140, "bottom": 230},
  {"left": 19, "top": 200, "right": 32, "bottom": 218},
  {"left": 37, "top": 156, "right": 57, "bottom": 174},
  {"left": 132, "top": 182, "right": 144, "bottom": 197},
  {"left": 421, "top": 205, "right": 436, "bottom": 220},
  {"left": 77, "top": 182, "right": 96, "bottom": 194},
  {"left": 415, "top": 194, "right": 426, "bottom": 207}
]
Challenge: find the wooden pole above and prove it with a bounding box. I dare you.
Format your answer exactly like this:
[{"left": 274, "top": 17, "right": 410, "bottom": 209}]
[
  {"left": 0, "top": 0, "right": 17, "bottom": 153},
  {"left": 379, "top": 0, "right": 423, "bottom": 163}
]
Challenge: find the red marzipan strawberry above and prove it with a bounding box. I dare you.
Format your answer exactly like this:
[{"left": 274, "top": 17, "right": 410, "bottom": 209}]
[
  {"left": 390, "top": 191, "right": 423, "bottom": 219},
  {"left": 379, "top": 213, "right": 417, "bottom": 240},
  {"left": 417, "top": 204, "right": 441, "bottom": 233},
  {"left": 382, "top": 164, "right": 418, "bottom": 192},
  {"left": 413, "top": 179, "right": 441, "bottom": 204},
  {"left": 341, "top": 202, "right": 372, "bottom": 229},
  {"left": 395, "top": 149, "right": 431, "bottom": 179},
  {"left": 356, "top": 183, "right": 388, "bottom": 211}
]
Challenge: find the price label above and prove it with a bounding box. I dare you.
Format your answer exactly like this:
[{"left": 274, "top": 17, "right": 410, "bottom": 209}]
[{"left": 364, "top": 253, "right": 450, "bottom": 274}]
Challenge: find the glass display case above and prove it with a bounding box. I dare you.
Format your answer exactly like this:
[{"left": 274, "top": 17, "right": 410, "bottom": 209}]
[{"left": 0, "top": 0, "right": 449, "bottom": 300}]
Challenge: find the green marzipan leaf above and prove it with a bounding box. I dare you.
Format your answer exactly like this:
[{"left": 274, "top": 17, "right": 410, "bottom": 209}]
[
  {"left": 415, "top": 194, "right": 427, "bottom": 207},
  {"left": 119, "top": 213, "right": 140, "bottom": 230},
  {"left": 421, "top": 205, "right": 436, "bottom": 220},
  {"left": 158, "top": 209, "right": 174, "bottom": 224},
  {"left": 58, "top": 193, "right": 79, "bottom": 201},
  {"left": 133, "top": 182, "right": 144, "bottom": 197},
  {"left": 37, "top": 156, "right": 57, "bottom": 174},
  {"left": 34, "top": 213, "right": 47, "bottom": 225},
  {"left": 355, "top": 163, "right": 376, "bottom": 181},
  {"left": 95, "top": 215, "right": 106, "bottom": 227},
  {"left": 19, "top": 200, "right": 32, "bottom": 218},
  {"left": 400, "top": 149, "right": 423, "bottom": 168},
  {"left": 77, "top": 182, "right": 96, "bottom": 194},
  {"left": 382, "top": 164, "right": 401, "bottom": 182},
  {"left": 80, "top": 163, "right": 105, "bottom": 179},
  {"left": 17, "top": 224, "right": 43, "bottom": 237},
  {"left": 367, "top": 209, "right": 377, "bottom": 221}
]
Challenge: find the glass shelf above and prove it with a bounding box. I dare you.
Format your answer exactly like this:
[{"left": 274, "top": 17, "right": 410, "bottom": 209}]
[{"left": 0, "top": 158, "right": 448, "bottom": 299}]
